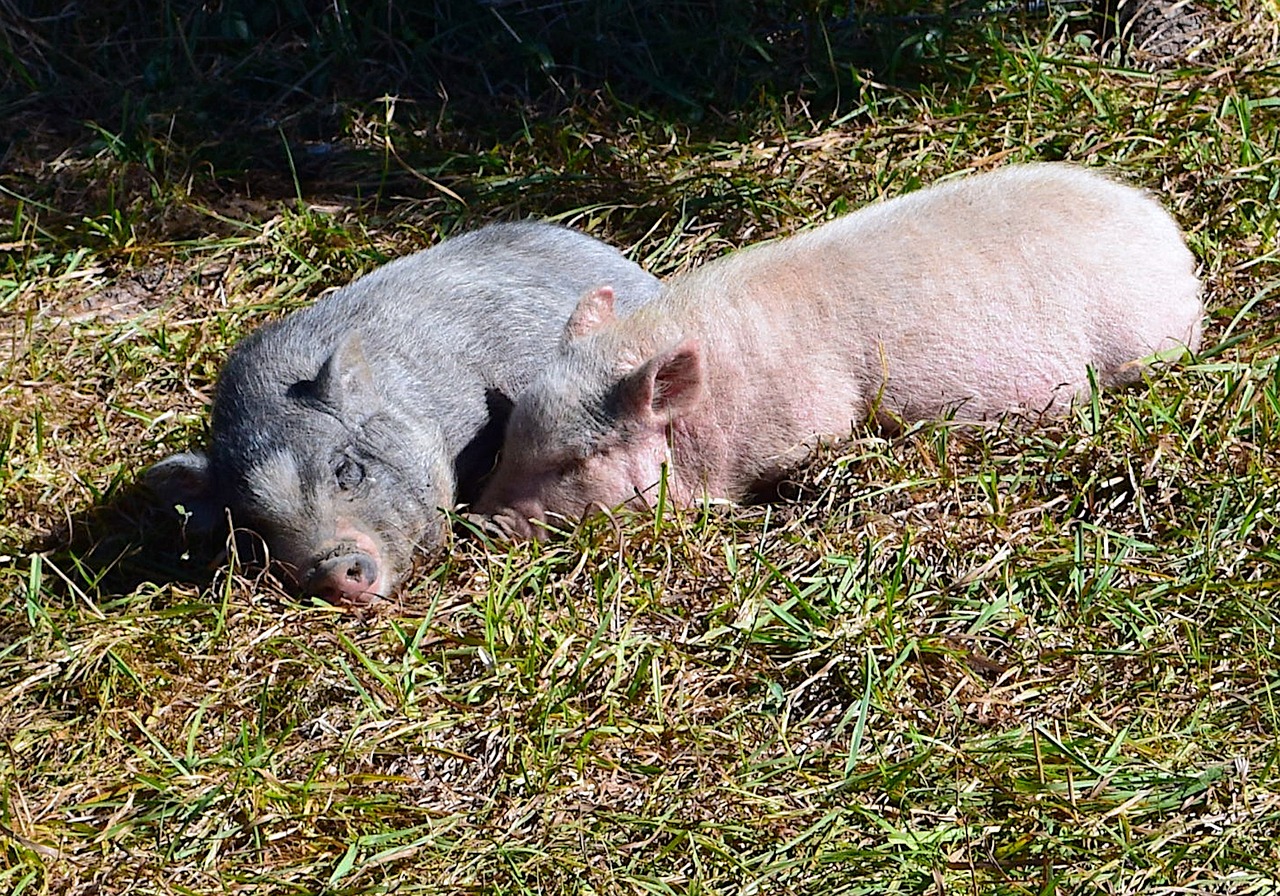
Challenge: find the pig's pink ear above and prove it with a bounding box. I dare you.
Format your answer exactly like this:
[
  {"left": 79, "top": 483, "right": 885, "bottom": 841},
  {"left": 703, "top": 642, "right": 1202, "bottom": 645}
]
[
  {"left": 622, "top": 339, "right": 703, "bottom": 421},
  {"left": 565, "top": 286, "right": 617, "bottom": 340}
]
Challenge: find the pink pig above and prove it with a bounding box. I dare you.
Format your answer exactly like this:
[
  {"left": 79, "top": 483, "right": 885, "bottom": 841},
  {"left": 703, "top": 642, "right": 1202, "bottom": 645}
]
[{"left": 475, "top": 163, "right": 1204, "bottom": 538}]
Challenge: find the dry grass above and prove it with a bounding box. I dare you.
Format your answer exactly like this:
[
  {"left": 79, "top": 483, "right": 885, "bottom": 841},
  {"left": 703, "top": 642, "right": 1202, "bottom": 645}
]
[{"left": 3, "top": 1, "right": 1280, "bottom": 893}]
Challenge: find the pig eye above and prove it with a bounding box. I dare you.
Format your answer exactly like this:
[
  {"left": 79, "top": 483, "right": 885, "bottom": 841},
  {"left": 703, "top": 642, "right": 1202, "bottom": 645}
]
[
  {"left": 334, "top": 455, "right": 365, "bottom": 491},
  {"left": 555, "top": 456, "right": 586, "bottom": 477}
]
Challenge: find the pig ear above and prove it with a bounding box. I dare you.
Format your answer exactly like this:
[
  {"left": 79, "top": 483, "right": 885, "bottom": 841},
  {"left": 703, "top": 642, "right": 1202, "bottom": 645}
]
[
  {"left": 313, "top": 333, "right": 379, "bottom": 412},
  {"left": 564, "top": 286, "right": 617, "bottom": 341},
  {"left": 143, "top": 451, "right": 222, "bottom": 533},
  {"left": 620, "top": 339, "right": 703, "bottom": 421}
]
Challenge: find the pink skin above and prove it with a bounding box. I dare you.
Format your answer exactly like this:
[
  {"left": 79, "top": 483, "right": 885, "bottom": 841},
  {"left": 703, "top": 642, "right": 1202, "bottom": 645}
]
[
  {"left": 478, "top": 300, "right": 705, "bottom": 538},
  {"left": 478, "top": 164, "right": 1205, "bottom": 539},
  {"left": 275, "top": 523, "right": 389, "bottom": 606},
  {"left": 483, "top": 414, "right": 676, "bottom": 539}
]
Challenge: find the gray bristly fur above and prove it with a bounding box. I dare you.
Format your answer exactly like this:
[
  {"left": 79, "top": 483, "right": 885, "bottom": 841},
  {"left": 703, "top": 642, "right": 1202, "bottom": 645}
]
[{"left": 147, "top": 221, "right": 661, "bottom": 600}]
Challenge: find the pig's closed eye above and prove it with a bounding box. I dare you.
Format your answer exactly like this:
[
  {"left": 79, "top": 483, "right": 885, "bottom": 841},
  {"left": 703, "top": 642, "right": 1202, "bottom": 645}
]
[
  {"left": 334, "top": 455, "right": 365, "bottom": 491},
  {"left": 555, "top": 456, "right": 585, "bottom": 477}
]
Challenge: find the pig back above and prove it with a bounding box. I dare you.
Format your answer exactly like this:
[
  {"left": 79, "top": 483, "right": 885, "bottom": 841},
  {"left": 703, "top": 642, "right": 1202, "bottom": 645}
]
[
  {"left": 287, "top": 221, "right": 659, "bottom": 402},
  {"left": 658, "top": 163, "right": 1201, "bottom": 429},
  {"left": 218, "top": 222, "right": 660, "bottom": 451}
]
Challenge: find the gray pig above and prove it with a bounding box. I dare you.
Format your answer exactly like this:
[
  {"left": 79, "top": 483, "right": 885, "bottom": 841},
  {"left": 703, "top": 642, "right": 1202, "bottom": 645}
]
[
  {"left": 476, "top": 164, "right": 1204, "bottom": 538},
  {"left": 147, "top": 222, "right": 661, "bottom": 602}
]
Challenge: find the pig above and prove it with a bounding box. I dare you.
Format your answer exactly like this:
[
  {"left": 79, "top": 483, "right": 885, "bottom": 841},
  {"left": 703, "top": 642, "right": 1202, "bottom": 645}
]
[
  {"left": 476, "top": 164, "right": 1204, "bottom": 538},
  {"left": 146, "top": 221, "right": 661, "bottom": 603}
]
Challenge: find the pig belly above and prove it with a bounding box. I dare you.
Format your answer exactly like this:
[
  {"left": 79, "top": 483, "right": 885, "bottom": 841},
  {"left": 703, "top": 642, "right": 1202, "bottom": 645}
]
[{"left": 870, "top": 339, "right": 1095, "bottom": 425}]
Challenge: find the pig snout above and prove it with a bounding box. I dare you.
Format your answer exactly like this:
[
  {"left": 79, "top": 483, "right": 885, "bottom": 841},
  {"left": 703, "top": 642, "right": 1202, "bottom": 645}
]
[
  {"left": 303, "top": 545, "right": 385, "bottom": 605},
  {"left": 472, "top": 491, "right": 548, "bottom": 542},
  {"left": 488, "top": 504, "right": 546, "bottom": 542}
]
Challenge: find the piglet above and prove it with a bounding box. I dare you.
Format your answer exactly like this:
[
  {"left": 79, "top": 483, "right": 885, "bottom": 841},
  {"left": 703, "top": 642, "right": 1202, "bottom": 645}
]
[
  {"left": 475, "top": 164, "right": 1204, "bottom": 538},
  {"left": 147, "top": 221, "right": 660, "bottom": 602}
]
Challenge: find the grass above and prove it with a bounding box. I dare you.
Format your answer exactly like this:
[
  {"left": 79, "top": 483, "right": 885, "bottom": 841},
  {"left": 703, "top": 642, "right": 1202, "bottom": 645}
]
[{"left": 3, "top": 0, "right": 1280, "bottom": 893}]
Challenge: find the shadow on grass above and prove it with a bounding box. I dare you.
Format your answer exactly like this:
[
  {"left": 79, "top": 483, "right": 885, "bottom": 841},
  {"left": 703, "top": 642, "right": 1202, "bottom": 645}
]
[
  {"left": 3, "top": 1, "right": 1004, "bottom": 120},
  {"left": 30, "top": 480, "right": 226, "bottom": 603},
  {"left": 1, "top": 1, "right": 1067, "bottom": 179},
  {"left": 0, "top": 0, "right": 1126, "bottom": 263}
]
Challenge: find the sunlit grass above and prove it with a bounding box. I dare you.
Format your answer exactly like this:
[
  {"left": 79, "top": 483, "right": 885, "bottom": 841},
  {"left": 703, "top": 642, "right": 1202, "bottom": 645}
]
[{"left": 2, "top": 2, "right": 1279, "bottom": 893}]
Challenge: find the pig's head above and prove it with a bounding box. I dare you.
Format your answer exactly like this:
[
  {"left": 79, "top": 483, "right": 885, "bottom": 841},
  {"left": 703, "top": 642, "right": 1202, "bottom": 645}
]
[
  {"left": 475, "top": 286, "right": 703, "bottom": 539},
  {"left": 146, "top": 333, "right": 453, "bottom": 604}
]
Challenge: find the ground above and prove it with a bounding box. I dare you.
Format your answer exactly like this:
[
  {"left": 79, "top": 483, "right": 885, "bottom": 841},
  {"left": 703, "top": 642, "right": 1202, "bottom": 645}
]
[{"left": 1, "top": 2, "right": 1279, "bottom": 894}]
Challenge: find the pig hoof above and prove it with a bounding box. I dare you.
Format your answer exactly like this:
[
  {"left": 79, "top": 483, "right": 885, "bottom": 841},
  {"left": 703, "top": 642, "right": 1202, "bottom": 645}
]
[
  {"left": 480, "top": 515, "right": 521, "bottom": 540},
  {"left": 306, "top": 552, "right": 381, "bottom": 605}
]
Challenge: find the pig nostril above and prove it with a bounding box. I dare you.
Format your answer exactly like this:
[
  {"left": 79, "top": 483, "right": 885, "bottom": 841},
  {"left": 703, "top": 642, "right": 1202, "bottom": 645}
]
[{"left": 305, "top": 551, "right": 379, "bottom": 603}]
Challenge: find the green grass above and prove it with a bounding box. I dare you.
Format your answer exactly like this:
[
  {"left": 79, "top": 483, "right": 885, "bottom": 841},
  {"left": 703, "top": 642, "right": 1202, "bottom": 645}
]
[{"left": 3, "top": 1, "right": 1280, "bottom": 893}]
